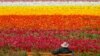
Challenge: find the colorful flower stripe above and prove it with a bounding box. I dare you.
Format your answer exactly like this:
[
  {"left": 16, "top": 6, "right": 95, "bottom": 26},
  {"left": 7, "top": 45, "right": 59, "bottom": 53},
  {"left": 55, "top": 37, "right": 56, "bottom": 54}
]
[
  {"left": 0, "top": 15, "right": 100, "bottom": 30},
  {"left": 0, "top": 36, "right": 100, "bottom": 52},
  {"left": 0, "top": 6, "right": 100, "bottom": 15}
]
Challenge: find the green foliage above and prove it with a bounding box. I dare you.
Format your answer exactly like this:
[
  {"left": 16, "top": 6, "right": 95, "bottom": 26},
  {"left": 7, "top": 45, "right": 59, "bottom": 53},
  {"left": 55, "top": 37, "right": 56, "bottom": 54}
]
[
  {"left": 54, "top": 33, "right": 68, "bottom": 40},
  {"left": 0, "top": 49, "right": 27, "bottom": 56},
  {"left": 77, "top": 52, "right": 100, "bottom": 56},
  {"left": 32, "top": 50, "right": 41, "bottom": 56},
  {"left": 69, "top": 32, "right": 100, "bottom": 39}
]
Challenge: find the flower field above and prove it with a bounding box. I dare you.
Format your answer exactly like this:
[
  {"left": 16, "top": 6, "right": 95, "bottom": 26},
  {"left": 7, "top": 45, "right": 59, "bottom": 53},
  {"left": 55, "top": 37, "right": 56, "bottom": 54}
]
[
  {"left": 0, "top": 15, "right": 100, "bottom": 30},
  {"left": 0, "top": 28, "right": 100, "bottom": 52},
  {"left": 0, "top": 15, "right": 100, "bottom": 56},
  {"left": 0, "top": 4, "right": 100, "bottom": 56},
  {"left": 0, "top": 29, "right": 100, "bottom": 56}
]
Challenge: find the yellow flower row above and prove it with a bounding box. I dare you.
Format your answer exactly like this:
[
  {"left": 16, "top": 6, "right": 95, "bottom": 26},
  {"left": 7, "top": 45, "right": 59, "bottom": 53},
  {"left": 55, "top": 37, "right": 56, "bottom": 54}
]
[{"left": 0, "top": 6, "right": 100, "bottom": 15}]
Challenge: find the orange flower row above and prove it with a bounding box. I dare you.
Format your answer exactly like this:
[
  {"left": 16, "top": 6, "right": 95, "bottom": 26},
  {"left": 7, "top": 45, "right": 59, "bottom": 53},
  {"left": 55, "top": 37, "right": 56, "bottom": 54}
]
[{"left": 0, "top": 15, "right": 100, "bottom": 30}]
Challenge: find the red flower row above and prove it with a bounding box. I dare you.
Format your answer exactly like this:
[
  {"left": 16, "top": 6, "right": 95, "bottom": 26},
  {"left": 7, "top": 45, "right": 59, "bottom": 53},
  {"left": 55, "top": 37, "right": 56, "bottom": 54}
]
[{"left": 0, "top": 36, "right": 100, "bottom": 52}]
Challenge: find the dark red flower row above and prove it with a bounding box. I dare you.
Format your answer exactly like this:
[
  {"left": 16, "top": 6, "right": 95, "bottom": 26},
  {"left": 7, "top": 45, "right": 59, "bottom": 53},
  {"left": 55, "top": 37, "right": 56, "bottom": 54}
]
[{"left": 0, "top": 36, "right": 100, "bottom": 52}]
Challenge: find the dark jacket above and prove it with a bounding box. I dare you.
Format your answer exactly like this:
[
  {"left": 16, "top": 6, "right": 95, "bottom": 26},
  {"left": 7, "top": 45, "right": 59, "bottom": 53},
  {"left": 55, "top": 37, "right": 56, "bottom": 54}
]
[{"left": 52, "top": 47, "right": 72, "bottom": 55}]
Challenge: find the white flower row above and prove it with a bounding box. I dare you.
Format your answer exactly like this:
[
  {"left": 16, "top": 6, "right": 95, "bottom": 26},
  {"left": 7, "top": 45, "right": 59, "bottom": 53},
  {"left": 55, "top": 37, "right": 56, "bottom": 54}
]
[{"left": 0, "top": 2, "right": 100, "bottom": 6}]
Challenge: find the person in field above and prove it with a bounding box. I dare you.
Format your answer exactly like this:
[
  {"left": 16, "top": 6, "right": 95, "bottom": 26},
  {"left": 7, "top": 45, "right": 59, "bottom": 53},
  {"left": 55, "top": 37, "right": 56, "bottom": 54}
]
[{"left": 52, "top": 42, "right": 74, "bottom": 56}]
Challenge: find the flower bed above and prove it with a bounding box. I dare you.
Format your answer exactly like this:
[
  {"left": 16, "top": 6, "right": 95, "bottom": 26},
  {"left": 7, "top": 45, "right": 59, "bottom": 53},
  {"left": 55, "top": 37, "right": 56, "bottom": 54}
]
[
  {"left": 0, "top": 15, "right": 100, "bottom": 56},
  {"left": 0, "top": 29, "right": 100, "bottom": 52},
  {"left": 0, "top": 15, "right": 100, "bottom": 30},
  {"left": 0, "top": 35, "right": 100, "bottom": 52}
]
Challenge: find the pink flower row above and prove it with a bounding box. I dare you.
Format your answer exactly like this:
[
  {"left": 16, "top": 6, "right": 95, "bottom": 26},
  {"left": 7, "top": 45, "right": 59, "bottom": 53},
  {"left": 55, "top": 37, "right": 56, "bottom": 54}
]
[{"left": 0, "top": 29, "right": 100, "bottom": 38}]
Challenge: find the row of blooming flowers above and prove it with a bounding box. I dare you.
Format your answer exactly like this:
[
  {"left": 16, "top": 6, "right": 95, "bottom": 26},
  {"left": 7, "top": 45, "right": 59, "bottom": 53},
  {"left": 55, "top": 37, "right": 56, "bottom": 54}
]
[
  {"left": 0, "top": 15, "right": 100, "bottom": 30},
  {"left": 0, "top": 36, "right": 100, "bottom": 52},
  {"left": 0, "top": 29, "right": 100, "bottom": 39}
]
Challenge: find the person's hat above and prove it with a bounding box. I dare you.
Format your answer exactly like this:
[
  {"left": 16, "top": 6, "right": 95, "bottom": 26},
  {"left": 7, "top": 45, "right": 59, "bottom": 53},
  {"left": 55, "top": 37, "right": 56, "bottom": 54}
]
[{"left": 61, "top": 42, "right": 69, "bottom": 47}]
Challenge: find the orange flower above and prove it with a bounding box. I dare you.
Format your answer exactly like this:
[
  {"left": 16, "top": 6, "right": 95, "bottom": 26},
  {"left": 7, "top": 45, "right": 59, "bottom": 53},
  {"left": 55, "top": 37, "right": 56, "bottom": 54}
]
[{"left": 0, "top": 15, "right": 100, "bottom": 30}]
